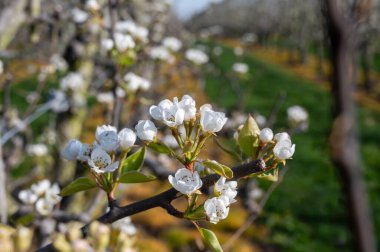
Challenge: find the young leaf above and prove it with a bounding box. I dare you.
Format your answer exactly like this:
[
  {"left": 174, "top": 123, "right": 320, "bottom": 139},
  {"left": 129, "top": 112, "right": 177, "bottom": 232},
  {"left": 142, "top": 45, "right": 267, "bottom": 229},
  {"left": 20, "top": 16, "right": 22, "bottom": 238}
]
[
  {"left": 184, "top": 204, "right": 206, "bottom": 220},
  {"left": 202, "top": 160, "right": 233, "bottom": 179},
  {"left": 237, "top": 115, "right": 260, "bottom": 158},
  {"left": 198, "top": 228, "right": 223, "bottom": 252},
  {"left": 147, "top": 142, "right": 173, "bottom": 154},
  {"left": 118, "top": 171, "right": 156, "bottom": 183},
  {"left": 257, "top": 168, "right": 279, "bottom": 182},
  {"left": 60, "top": 177, "right": 97, "bottom": 196},
  {"left": 121, "top": 147, "right": 145, "bottom": 175}
]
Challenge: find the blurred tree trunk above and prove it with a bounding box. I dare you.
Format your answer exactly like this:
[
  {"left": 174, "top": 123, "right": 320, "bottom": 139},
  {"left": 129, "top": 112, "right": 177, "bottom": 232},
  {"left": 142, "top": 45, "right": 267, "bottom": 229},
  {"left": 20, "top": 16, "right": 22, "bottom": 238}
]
[
  {"left": 0, "top": 0, "right": 27, "bottom": 50},
  {"left": 324, "top": 1, "right": 377, "bottom": 252},
  {"left": 361, "top": 40, "right": 374, "bottom": 92}
]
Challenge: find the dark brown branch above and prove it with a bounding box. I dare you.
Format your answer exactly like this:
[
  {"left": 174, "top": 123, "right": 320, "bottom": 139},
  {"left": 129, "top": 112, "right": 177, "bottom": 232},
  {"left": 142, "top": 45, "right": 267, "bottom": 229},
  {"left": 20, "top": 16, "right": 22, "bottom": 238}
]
[{"left": 37, "top": 159, "right": 265, "bottom": 252}]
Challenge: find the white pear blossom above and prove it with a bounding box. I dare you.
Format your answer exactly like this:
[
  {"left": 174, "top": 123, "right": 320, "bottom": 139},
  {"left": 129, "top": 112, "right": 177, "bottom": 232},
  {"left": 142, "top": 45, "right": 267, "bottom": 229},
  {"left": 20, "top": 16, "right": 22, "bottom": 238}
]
[
  {"left": 96, "top": 92, "right": 114, "bottom": 105},
  {"left": 178, "top": 95, "right": 196, "bottom": 121},
  {"left": 123, "top": 72, "right": 151, "bottom": 91},
  {"left": 274, "top": 132, "right": 291, "bottom": 142},
  {"left": 61, "top": 139, "right": 83, "bottom": 160},
  {"left": 112, "top": 217, "right": 137, "bottom": 236},
  {"left": 118, "top": 128, "right": 136, "bottom": 150},
  {"left": 26, "top": 144, "right": 48, "bottom": 157},
  {"left": 18, "top": 190, "right": 38, "bottom": 204},
  {"left": 60, "top": 72, "right": 84, "bottom": 91},
  {"left": 168, "top": 168, "right": 203, "bottom": 195},
  {"left": 259, "top": 128, "right": 274, "bottom": 143},
  {"left": 135, "top": 120, "right": 157, "bottom": 142},
  {"left": 232, "top": 62, "right": 249, "bottom": 74},
  {"left": 88, "top": 147, "right": 119, "bottom": 173},
  {"left": 101, "top": 38, "right": 114, "bottom": 51},
  {"left": 215, "top": 177, "right": 238, "bottom": 204},
  {"left": 36, "top": 198, "right": 54, "bottom": 216},
  {"left": 162, "top": 134, "right": 178, "bottom": 148},
  {"left": 95, "top": 125, "right": 117, "bottom": 140},
  {"left": 273, "top": 139, "right": 295, "bottom": 161},
  {"left": 254, "top": 114, "right": 267, "bottom": 128},
  {"left": 71, "top": 8, "right": 89, "bottom": 24},
  {"left": 162, "top": 37, "right": 182, "bottom": 52},
  {"left": 85, "top": 0, "right": 100, "bottom": 10},
  {"left": 115, "top": 20, "right": 148, "bottom": 43},
  {"left": 185, "top": 49, "right": 209, "bottom": 65},
  {"left": 97, "top": 130, "right": 120, "bottom": 153},
  {"left": 200, "top": 105, "right": 227, "bottom": 133},
  {"left": 287, "top": 105, "right": 308, "bottom": 124},
  {"left": 149, "top": 98, "right": 185, "bottom": 127},
  {"left": 204, "top": 196, "right": 230, "bottom": 224},
  {"left": 114, "top": 32, "right": 135, "bottom": 52},
  {"left": 149, "top": 46, "right": 175, "bottom": 63},
  {"left": 49, "top": 90, "right": 69, "bottom": 113},
  {"left": 50, "top": 54, "right": 68, "bottom": 72}
]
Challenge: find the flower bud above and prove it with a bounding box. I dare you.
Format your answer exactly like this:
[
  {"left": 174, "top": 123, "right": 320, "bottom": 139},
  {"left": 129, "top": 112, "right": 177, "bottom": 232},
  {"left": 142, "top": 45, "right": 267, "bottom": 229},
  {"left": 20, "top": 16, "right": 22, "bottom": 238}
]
[
  {"left": 61, "top": 140, "right": 82, "bottom": 160},
  {"left": 135, "top": 120, "right": 157, "bottom": 142},
  {"left": 118, "top": 128, "right": 136, "bottom": 150},
  {"left": 259, "top": 128, "right": 273, "bottom": 143}
]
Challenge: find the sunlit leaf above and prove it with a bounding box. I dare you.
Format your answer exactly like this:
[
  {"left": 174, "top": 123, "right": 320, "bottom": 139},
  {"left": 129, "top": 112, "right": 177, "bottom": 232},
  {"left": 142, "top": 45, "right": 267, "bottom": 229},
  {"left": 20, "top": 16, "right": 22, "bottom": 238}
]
[
  {"left": 118, "top": 171, "right": 156, "bottom": 183},
  {"left": 60, "top": 177, "right": 97, "bottom": 196},
  {"left": 237, "top": 115, "right": 260, "bottom": 158},
  {"left": 121, "top": 147, "right": 145, "bottom": 174},
  {"left": 147, "top": 142, "right": 173, "bottom": 154},
  {"left": 198, "top": 228, "right": 223, "bottom": 252},
  {"left": 202, "top": 160, "right": 233, "bottom": 179}
]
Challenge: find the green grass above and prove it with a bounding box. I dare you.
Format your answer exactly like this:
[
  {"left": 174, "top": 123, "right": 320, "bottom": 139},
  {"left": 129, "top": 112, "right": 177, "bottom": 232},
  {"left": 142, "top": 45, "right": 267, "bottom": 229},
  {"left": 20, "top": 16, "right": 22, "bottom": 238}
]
[{"left": 201, "top": 41, "right": 380, "bottom": 251}]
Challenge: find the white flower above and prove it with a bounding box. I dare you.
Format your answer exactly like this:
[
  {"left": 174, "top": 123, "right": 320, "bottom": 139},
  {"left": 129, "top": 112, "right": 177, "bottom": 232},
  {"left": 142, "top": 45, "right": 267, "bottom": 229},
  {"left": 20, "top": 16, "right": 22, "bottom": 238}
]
[
  {"left": 114, "top": 32, "right": 135, "bottom": 51},
  {"left": 60, "top": 72, "right": 84, "bottom": 91},
  {"left": 274, "top": 132, "right": 291, "bottom": 142},
  {"left": 162, "top": 134, "right": 178, "bottom": 148},
  {"left": 149, "top": 98, "right": 185, "bottom": 127},
  {"left": 232, "top": 62, "right": 249, "bottom": 74},
  {"left": 61, "top": 139, "right": 83, "bottom": 160},
  {"left": 259, "top": 128, "right": 273, "bottom": 143},
  {"left": 168, "top": 168, "right": 203, "bottom": 195},
  {"left": 45, "top": 183, "right": 61, "bottom": 204},
  {"left": 185, "top": 49, "right": 209, "bottom": 65},
  {"left": 112, "top": 217, "right": 137, "bottom": 236},
  {"left": 95, "top": 125, "right": 117, "bottom": 141},
  {"left": 96, "top": 92, "right": 114, "bottom": 105},
  {"left": 36, "top": 198, "right": 54, "bottom": 215},
  {"left": 273, "top": 139, "right": 295, "bottom": 160},
  {"left": 31, "top": 179, "right": 51, "bottom": 196},
  {"left": 200, "top": 105, "right": 227, "bottom": 133},
  {"left": 88, "top": 147, "right": 119, "bottom": 173},
  {"left": 149, "top": 46, "right": 174, "bottom": 63},
  {"left": 204, "top": 196, "right": 230, "bottom": 224},
  {"left": 71, "top": 8, "right": 89, "bottom": 24},
  {"left": 101, "top": 38, "right": 114, "bottom": 51},
  {"left": 118, "top": 128, "right": 136, "bottom": 150},
  {"left": 215, "top": 177, "right": 238, "bottom": 204},
  {"left": 50, "top": 54, "right": 68, "bottom": 72},
  {"left": 135, "top": 120, "right": 157, "bottom": 142},
  {"left": 19, "top": 190, "right": 38, "bottom": 204},
  {"left": 255, "top": 114, "right": 267, "bottom": 128},
  {"left": 85, "top": 0, "right": 100, "bottom": 10},
  {"left": 115, "top": 20, "right": 148, "bottom": 43},
  {"left": 123, "top": 72, "right": 151, "bottom": 91},
  {"left": 162, "top": 37, "right": 182, "bottom": 52},
  {"left": 98, "top": 130, "right": 120, "bottom": 153},
  {"left": 213, "top": 46, "right": 223, "bottom": 56},
  {"left": 178, "top": 95, "right": 196, "bottom": 121},
  {"left": 287, "top": 105, "right": 308, "bottom": 123},
  {"left": 26, "top": 144, "right": 48, "bottom": 157},
  {"left": 49, "top": 90, "right": 69, "bottom": 113}
]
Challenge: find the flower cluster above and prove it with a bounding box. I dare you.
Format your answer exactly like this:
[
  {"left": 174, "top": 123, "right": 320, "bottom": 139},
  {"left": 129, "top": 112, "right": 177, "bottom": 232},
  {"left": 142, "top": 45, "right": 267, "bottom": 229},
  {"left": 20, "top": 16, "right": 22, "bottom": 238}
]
[
  {"left": 123, "top": 72, "right": 151, "bottom": 92},
  {"left": 204, "top": 177, "right": 238, "bottom": 224},
  {"left": 18, "top": 179, "right": 61, "bottom": 215},
  {"left": 232, "top": 62, "right": 249, "bottom": 74},
  {"left": 259, "top": 129, "right": 295, "bottom": 161}
]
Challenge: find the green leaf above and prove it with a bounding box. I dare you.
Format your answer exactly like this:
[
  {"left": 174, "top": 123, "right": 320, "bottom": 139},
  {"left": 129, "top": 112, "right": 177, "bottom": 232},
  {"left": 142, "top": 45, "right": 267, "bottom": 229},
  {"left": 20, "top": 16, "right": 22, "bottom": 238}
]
[
  {"left": 237, "top": 115, "right": 260, "bottom": 158},
  {"left": 121, "top": 147, "right": 145, "bottom": 175},
  {"left": 118, "top": 171, "right": 156, "bottom": 183},
  {"left": 198, "top": 228, "right": 223, "bottom": 252},
  {"left": 60, "top": 177, "right": 97, "bottom": 196},
  {"left": 184, "top": 204, "right": 205, "bottom": 220},
  {"left": 202, "top": 160, "right": 233, "bottom": 179},
  {"left": 147, "top": 142, "right": 173, "bottom": 154},
  {"left": 257, "top": 168, "right": 279, "bottom": 182}
]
